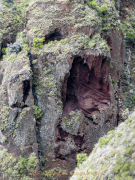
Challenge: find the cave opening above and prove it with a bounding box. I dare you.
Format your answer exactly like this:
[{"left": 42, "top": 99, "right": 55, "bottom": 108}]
[
  {"left": 23, "top": 80, "right": 30, "bottom": 103},
  {"left": 0, "top": 41, "right": 7, "bottom": 60},
  {"left": 0, "top": 38, "right": 15, "bottom": 60},
  {"left": 62, "top": 56, "right": 111, "bottom": 119},
  {"left": 44, "top": 29, "right": 63, "bottom": 44}
]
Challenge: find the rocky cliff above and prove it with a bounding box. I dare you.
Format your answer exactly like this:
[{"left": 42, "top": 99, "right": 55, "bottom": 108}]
[
  {"left": 0, "top": 0, "right": 134, "bottom": 179},
  {"left": 70, "top": 112, "right": 135, "bottom": 180}
]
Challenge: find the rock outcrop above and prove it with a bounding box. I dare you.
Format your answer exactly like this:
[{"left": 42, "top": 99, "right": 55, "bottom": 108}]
[
  {"left": 70, "top": 112, "right": 135, "bottom": 180},
  {"left": 0, "top": 0, "right": 134, "bottom": 179}
]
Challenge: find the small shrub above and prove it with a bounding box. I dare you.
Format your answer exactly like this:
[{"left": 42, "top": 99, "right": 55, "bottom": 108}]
[
  {"left": 126, "top": 117, "right": 133, "bottom": 123},
  {"left": 98, "top": 5, "right": 109, "bottom": 16},
  {"left": 15, "top": 156, "right": 27, "bottom": 174},
  {"left": 32, "top": 105, "right": 43, "bottom": 119},
  {"left": 112, "top": 0, "right": 115, "bottom": 5},
  {"left": 27, "top": 153, "right": 39, "bottom": 174},
  {"left": 3, "top": 0, "right": 13, "bottom": 7},
  {"left": 131, "top": 22, "right": 135, "bottom": 28},
  {"left": 92, "top": 114, "right": 96, "bottom": 119},
  {"left": 102, "top": 26, "right": 110, "bottom": 31},
  {"left": 112, "top": 79, "right": 117, "bottom": 84},
  {"left": 114, "top": 157, "right": 135, "bottom": 179},
  {"left": 33, "top": 37, "right": 45, "bottom": 49},
  {"left": 88, "top": 40, "right": 95, "bottom": 48},
  {"left": 99, "top": 136, "right": 112, "bottom": 147},
  {"left": 23, "top": 44, "right": 30, "bottom": 53},
  {"left": 59, "top": 38, "right": 69, "bottom": 44},
  {"left": 124, "top": 145, "right": 134, "bottom": 156},
  {"left": 125, "top": 33, "right": 135, "bottom": 46},
  {"left": 77, "top": 153, "right": 87, "bottom": 167},
  {"left": 88, "top": 0, "right": 99, "bottom": 10},
  {"left": 107, "top": 130, "right": 115, "bottom": 135},
  {"left": 1, "top": 48, "right": 6, "bottom": 55}
]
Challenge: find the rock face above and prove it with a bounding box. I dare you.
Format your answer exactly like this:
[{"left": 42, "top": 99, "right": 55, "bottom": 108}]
[
  {"left": 70, "top": 112, "right": 135, "bottom": 180},
  {"left": 62, "top": 55, "right": 111, "bottom": 118},
  {"left": 0, "top": 0, "right": 134, "bottom": 179}
]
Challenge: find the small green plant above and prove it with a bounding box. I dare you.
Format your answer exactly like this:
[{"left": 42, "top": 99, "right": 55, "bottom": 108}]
[
  {"left": 112, "top": 0, "right": 115, "bottom": 5},
  {"left": 3, "top": 0, "right": 13, "bottom": 7},
  {"left": 98, "top": 5, "right": 109, "bottom": 16},
  {"left": 23, "top": 44, "right": 30, "bottom": 53},
  {"left": 76, "top": 153, "right": 87, "bottom": 167},
  {"left": 124, "top": 145, "right": 134, "bottom": 156},
  {"left": 102, "top": 26, "right": 110, "bottom": 31},
  {"left": 59, "top": 38, "right": 69, "bottom": 44},
  {"left": 114, "top": 157, "right": 135, "bottom": 179},
  {"left": 107, "top": 130, "right": 115, "bottom": 135},
  {"left": 69, "top": 111, "right": 76, "bottom": 116},
  {"left": 126, "top": 117, "right": 133, "bottom": 123},
  {"left": 0, "top": 149, "right": 39, "bottom": 179},
  {"left": 27, "top": 153, "right": 39, "bottom": 174},
  {"left": 15, "top": 156, "right": 27, "bottom": 174},
  {"left": 112, "top": 79, "right": 117, "bottom": 84},
  {"left": 1, "top": 48, "right": 6, "bottom": 55},
  {"left": 99, "top": 136, "right": 112, "bottom": 147},
  {"left": 44, "top": 169, "right": 55, "bottom": 179},
  {"left": 3, "top": 137, "right": 7, "bottom": 142},
  {"left": 92, "top": 114, "right": 96, "bottom": 119},
  {"left": 32, "top": 105, "right": 43, "bottom": 119},
  {"left": 88, "top": 0, "right": 98, "bottom": 9},
  {"left": 125, "top": 33, "right": 135, "bottom": 46},
  {"left": 33, "top": 37, "right": 45, "bottom": 49}
]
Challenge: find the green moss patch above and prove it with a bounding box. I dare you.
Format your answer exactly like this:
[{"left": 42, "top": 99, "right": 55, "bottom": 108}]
[{"left": 0, "top": 149, "right": 39, "bottom": 180}]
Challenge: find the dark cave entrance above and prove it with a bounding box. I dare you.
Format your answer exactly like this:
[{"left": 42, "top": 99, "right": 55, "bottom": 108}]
[
  {"left": 0, "top": 38, "right": 15, "bottom": 60},
  {"left": 11, "top": 80, "right": 30, "bottom": 108},
  {"left": 44, "top": 29, "right": 63, "bottom": 44},
  {"left": 23, "top": 80, "right": 30, "bottom": 103},
  {"left": 0, "top": 41, "right": 7, "bottom": 60},
  {"left": 62, "top": 56, "right": 111, "bottom": 118}
]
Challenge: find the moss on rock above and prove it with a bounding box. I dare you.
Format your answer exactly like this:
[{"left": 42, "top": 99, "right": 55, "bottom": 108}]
[
  {"left": 0, "top": 149, "right": 39, "bottom": 180},
  {"left": 70, "top": 112, "right": 135, "bottom": 180}
]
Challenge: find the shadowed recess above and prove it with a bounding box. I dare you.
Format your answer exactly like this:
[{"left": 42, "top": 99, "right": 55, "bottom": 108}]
[
  {"left": 62, "top": 56, "right": 111, "bottom": 118},
  {"left": 23, "top": 80, "right": 30, "bottom": 103},
  {"left": 44, "top": 29, "right": 63, "bottom": 44},
  {"left": 0, "top": 38, "right": 15, "bottom": 60}
]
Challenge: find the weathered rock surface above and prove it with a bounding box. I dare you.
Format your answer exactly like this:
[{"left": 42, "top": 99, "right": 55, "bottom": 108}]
[
  {"left": 70, "top": 112, "right": 135, "bottom": 180},
  {"left": 0, "top": 0, "right": 134, "bottom": 179},
  {"left": 24, "top": 0, "right": 126, "bottom": 179},
  {"left": 0, "top": 37, "right": 40, "bottom": 179}
]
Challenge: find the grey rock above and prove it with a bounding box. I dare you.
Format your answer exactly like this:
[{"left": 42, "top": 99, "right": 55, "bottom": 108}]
[
  {"left": 7, "top": 41, "right": 23, "bottom": 54},
  {"left": 0, "top": 130, "right": 5, "bottom": 143}
]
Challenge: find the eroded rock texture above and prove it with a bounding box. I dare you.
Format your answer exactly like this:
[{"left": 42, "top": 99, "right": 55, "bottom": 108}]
[
  {"left": 22, "top": 1, "right": 127, "bottom": 179},
  {"left": 71, "top": 112, "right": 135, "bottom": 180},
  {"left": 63, "top": 55, "right": 111, "bottom": 118},
  {"left": 0, "top": 0, "right": 134, "bottom": 179}
]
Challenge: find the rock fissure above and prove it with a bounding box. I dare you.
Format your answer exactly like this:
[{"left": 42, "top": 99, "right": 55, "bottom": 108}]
[
  {"left": 23, "top": 80, "right": 30, "bottom": 103},
  {"left": 28, "top": 53, "right": 43, "bottom": 176}
]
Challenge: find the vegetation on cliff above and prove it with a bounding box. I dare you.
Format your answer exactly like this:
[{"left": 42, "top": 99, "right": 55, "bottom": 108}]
[
  {"left": 0, "top": 0, "right": 135, "bottom": 179},
  {"left": 0, "top": 150, "right": 39, "bottom": 180},
  {"left": 71, "top": 112, "right": 135, "bottom": 180}
]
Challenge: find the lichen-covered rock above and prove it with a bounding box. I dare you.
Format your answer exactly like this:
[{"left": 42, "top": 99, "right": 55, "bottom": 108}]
[
  {"left": 70, "top": 112, "right": 135, "bottom": 180},
  {"left": 23, "top": 0, "right": 126, "bottom": 178},
  {"left": 0, "top": 34, "right": 40, "bottom": 179},
  {"left": 0, "top": 0, "right": 134, "bottom": 179},
  {"left": 0, "top": 147, "right": 39, "bottom": 180},
  {"left": 0, "top": 0, "right": 32, "bottom": 58}
]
